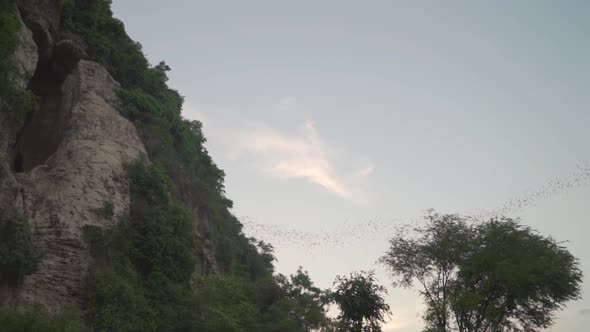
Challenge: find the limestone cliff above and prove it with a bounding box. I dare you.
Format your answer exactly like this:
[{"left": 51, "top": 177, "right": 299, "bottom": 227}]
[
  {"left": 0, "top": 0, "right": 224, "bottom": 314},
  {"left": 1, "top": 6, "right": 146, "bottom": 310}
]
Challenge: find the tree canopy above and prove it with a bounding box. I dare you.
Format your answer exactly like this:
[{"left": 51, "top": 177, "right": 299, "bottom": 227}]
[
  {"left": 332, "top": 271, "right": 392, "bottom": 332},
  {"left": 380, "top": 212, "right": 583, "bottom": 332}
]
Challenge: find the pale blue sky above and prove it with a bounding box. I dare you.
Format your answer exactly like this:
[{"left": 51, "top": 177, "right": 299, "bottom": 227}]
[{"left": 112, "top": 1, "right": 589, "bottom": 330}]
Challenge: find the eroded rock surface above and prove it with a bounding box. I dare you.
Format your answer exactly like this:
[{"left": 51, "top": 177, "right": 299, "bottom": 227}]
[
  {"left": 12, "top": 8, "right": 38, "bottom": 89},
  {"left": 1, "top": 60, "right": 146, "bottom": 310}
]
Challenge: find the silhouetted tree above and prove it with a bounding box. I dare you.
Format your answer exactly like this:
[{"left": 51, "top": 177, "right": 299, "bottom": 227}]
[
  {"left": 332, "top": 271, "right": 391, "bottom": 331},
  {"left": 380, "top": 211, "right": 583, "bottom": 332}
]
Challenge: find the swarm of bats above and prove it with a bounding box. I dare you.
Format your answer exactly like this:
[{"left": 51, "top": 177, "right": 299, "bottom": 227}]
[{"left": 242, "top": 162, "right": 590, "bottom": 251}]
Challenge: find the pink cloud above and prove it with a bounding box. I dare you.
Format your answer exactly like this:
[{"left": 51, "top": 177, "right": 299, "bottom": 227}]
[{"left": 240, "top": 121, "right": 354, "bottom": 200}]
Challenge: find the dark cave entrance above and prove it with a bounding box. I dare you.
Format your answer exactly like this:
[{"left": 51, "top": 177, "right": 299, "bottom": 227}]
[{"left": 11, "top": 20, "right": 75, "bottom": 173}]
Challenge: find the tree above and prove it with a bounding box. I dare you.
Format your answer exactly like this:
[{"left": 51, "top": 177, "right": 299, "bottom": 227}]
[
  {"left": 273, "top": 267, "right": 332, "bottom": 331},
  {"left": 332, "top": 271, "right": 392, "bottom": 332},
  {"left": 380, "top": 212, "right": 583, "bottom": 332},
  {"left": 0, "top": 209, "right": 40, "bottom": 285},
  {"left": 191, "top": 268, "right": 332, "bottom": 332}
]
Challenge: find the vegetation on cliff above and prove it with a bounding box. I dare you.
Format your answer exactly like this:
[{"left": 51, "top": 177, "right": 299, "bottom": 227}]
[
  {"left": 0, "top": 1, "right": 19, "bottom": 100},
  {"left": 0, "top": 209, "right": 41, "bottom": 285},
  {"left": 0, "top": 1, "right": 37, "bottom": 125},
  {"left": 0, "top": 309, "right": 85, "bottom": 332},
  {"left": 59, "top": 0, "right": 332, "bottom": 330},
  {"left": 59, "top": 0, "right": 250, "bottom": 275}
]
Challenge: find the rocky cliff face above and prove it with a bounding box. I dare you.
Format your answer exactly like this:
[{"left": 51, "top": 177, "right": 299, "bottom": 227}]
[
  {"left": 1, "top": 0, "right": 224, "bottom": 316},
  {"left": 0, "top": 6, "right": 146, "bottom": 310},
  {"left": 12, "top": 8, "right": 37, "bottom": 89}
]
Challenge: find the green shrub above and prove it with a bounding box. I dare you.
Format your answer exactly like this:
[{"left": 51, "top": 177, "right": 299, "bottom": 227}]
[
  {"left": 0, "top": 2, "right": 39, "bottom": 126},
  {"left": 192, "top": 275, "right": 261, "bottom": 331},
  {"left": 0, "top": 1, "right": 19, "bottom": 99},
  {"left": 191, "top": 269, "right": 331, "bottom": 332},
  {"left": 0, "top": 308, "right": 86, "bottom": 332},
  {"left": 59, "top": 0, "right": 151, "bottom": 89},
  {"left": 0, "top": 210, "right": 41, "bottom": 285},
  {"left": 117, "top": 88, "right": 162, "bottom": 121},
  {"left": 84, "top": 161, "right": 195, "bottom": 332}
]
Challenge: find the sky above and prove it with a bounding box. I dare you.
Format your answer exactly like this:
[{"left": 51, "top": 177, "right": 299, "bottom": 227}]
[{"left": 112, "top": 1, "right": 590, "bottom": 330}]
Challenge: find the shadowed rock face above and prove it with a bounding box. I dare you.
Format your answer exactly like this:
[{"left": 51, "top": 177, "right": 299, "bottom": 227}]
[
  {"left": 12, "top": 2, "right": 84, "bottom": 173},
  {"left": 13, "top": 62, "right": 68, "bottom": 173},
  {"left": 0, "top": 7, "right": 147, "bottom": 309},
  {"left": 2, "top": 1, "right": 217, "bottom": 312},
  {"left": 12, "top": 8, "right": 38, "bottom": 90},
  {"left": 0, "top": 0, "right": 218, "bottom": 314},
  {"left": 0, "top": 7, "right": 37, "bottom": 176},
  {"left": 7, "top": 59, "right": 146, "bottom": 310}
]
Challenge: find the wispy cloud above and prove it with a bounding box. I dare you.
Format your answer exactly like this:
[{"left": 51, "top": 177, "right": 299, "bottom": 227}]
[
  {"left": 181, "top": 98, "right": 372, "bottom": 203},
  {"left": 580, "top": 308, "right": 590, "bottom": 316},
  {"left": 239, "top": 120, "right": 355, "bottom": 200},
  {"left": 359, "top": 163, "right": 375, "bottom": 178}
]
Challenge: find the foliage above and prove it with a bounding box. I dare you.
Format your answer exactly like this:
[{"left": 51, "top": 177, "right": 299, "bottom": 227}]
[
  {"left": 126, "top": 162, "right": 195, "bottom": 284},
  {"left": 0, "top": 1, "right": 38, "bottom": 122},
  {"left": 380, "top": 212, "right": 583, "bottom": 332},
  {"left": 332, "top": 271, "right": 391, "bottom": 332},
  {"left": 0, "top": 308, "right": 86, "bottom": 332},
  {"left": 83, "top": 224, "right": 155, "bottom": 331},
  {"left": 60, "top": 0, "right": 151, "bottom": 89},
  {"left": 85, "top": 161, "right": 333, "bottom": 331},
  {"left": 191, "top": 275, "right": 261, "bottom": 331},
  {"left": 84, "top": 161, "right": 195, "bottom": 332},
  {"left": 192, "top": 268, "right": 331, "bottom": 332},
  {"left": 272, "top": 267, "right": 332, "bottom": 331},
  {"left": 0, "top": 0, "right": 19, "bottom": 99},
  {"left": 59, "top": 0, "right": 256, "bottom": 276},
  {"left": 0, "top": 209, "right": 41, "bottom": 285}
]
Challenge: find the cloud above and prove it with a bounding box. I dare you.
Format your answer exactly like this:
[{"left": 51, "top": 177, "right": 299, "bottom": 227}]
[
  {"left": 359, "top": 163, "right": 375, "bottom": 178},
  {"left": 180, "top": 98, "right": 372, "bottom": 203},
  {"left": 239, "top": 120, "right": 355, "bottom": 200},
  {"left": 276, "top": 96, "right": 297, "bottom": 112},
  {"left": 581, "top": 308, "right": 590, "bottom": 316}
]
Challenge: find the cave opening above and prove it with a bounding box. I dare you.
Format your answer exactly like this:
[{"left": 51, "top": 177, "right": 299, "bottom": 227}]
[{"left": 11, "top": 21, "right": 75, "bottom": 173}]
